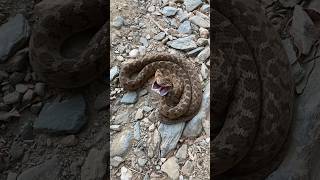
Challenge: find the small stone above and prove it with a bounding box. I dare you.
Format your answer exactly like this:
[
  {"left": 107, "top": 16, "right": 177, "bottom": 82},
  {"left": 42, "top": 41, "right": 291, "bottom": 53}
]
[
  {"left": 6, "top": 48, "right": 29, "bottom": 72},
  {"left": 15, "top": 84, "right": 28, "bottom": 93},
  {"left": 112, "top": 16, "right": 125, "bottom": 29},
  {"left": 9, "top": 141, "right": 24, "bottom": 161},
  {"left": 161, "top": 157, "right": 180, "bottom": 180},
  {"left": 140, "top": 37, "right": 149, "bottom": 47},
  {"left": 189, "top": 15, "right": 210, "bottom": 28},
  {"left": 116, "top": 55, "right": 124, "bottom": 61},
  {"left": 167, "top": 36, "right": 197, "bottom": 51},
  {"left": 149, "top": 124, "right": 155, "bottom": 131},
  {"left": 138, "top": 158, "right": 147, "bottom": 167},
  {"left": 139, "top": 46, "right": 146, "bottom": 56},
  {"left": 22, "top": 89, "right": 34, "bottom": 102},
  {"left": 59, "top": 135, "right": 78, "bottom": 146},
  {"left": 110, "top": 156, "right": 124, "bottom": 167},
  {"left": 110, "top": 66, "right": 119, "bottom": 81},
  {"left": 197, "top": 46, "right": 210, "bottom": 62},
  {"left": 114, "top": 112, "right": 130, "bottom": 124},
  {"left": 139, "top": 89, "right": 148, "bottom": 96},
  {"left": 121, "top": 91, "right": 138, "bottom": 104},
  {"left": 187, "top": 47, "right": 205, "bottom": 56},
  {"left": 181, "top": 160, "right": 194, "bottom": 176},
  {"left": 177, "top": 9, "right": 189, "bottom": 22},
  {"left": 153, "top": 32, "right": 166, "bottom": 41},
  {"left": 175, "top": 144, "right": 188, "bottom": 160},
  {"left": 200, "top": 4, "right": 210, "bottom": 14},
  {"left": 178, "top": 21, "right": 192, "bottom": 34},
  {"left": 161, "top": 6, "right": 178, "bottom": 16},
  {"left": 110, "top": 125, "right": 121, "bottom": 131},
  {"left": 3, "top": 91, "right": 20, "bottom": 105},
  {"left": 148, "top": 5, "right": 156, "bottom": 12},
  {"left": 30, "top": 102, "right": 43, "bottom": 114},
  {"left": 120, "top": 166, "right": 133, "bottom": 180},
  {"left": 134, "top": 122, "right": 141, "bottom": 140},
  {"left": 199, "top": 27, "right": 209, "bottom": 38},
  {"left": 129, "top": 49, "right": 139, "bottom": 58},
  {"left": 81, "top": 148, "right": 107, "bottom": 180},
  {"left": 201, "top": 63, "right": 209, "bottom": 79},
  {"left": 135, "top": 108, "right": 144, "bottom": 120},
  {"left": 143, "top": 106, "right": 153, "bottom": 112},
  {"left": 184, "top": 0, "right": 203, "bottom": 12}
]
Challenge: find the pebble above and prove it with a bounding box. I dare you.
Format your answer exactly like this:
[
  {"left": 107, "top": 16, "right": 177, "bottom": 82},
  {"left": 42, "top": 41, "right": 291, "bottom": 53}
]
[
  {"left": 112, "top": 16, "right": 125, "bottom": 29},
  {"left": 200, "top": 4, "right": 210, "bottom": 14},
  {"left": 34, "top": 82, "right": 45, "bottom": 96},
  {"left": 116, "top": 55, "right": 124, "bottom": 61},
  {"left": 187, "top": 47, "right": 205, "bottom": 56},
  {"left": 134, "top": 122, "right": 141, "bottom": 140},
  {"left": 15, "top": 84, "right": 28, "bottom": 93},
  {"left": 153, "top": 32, "right": 166, "bottom": 41},
  {"left": 120, "top": 166, "right": 133, "bottom": 180},
  {"left": 167, "top": 36, "right": 197, "bottom": 51},
  {"left": 140, "top": 37, "right": 149, "bottom": 47},
  {"left": 196, "top": 38, "right": 208, "bottom": 46},
  {"left": 139, "top": 46, "right": 146, "bottom": 56},
  {"left": 189, "top": 15, "right": 210, "bottom": 28},
  {"left": 161, "top": 157, "right": 180, "bottom": 180},
  {"left": 199, "top": 27, "right": 209, "bottom": 38},
  {"left": 177, "top": 9, "right": 189, "bottom": 22},
  {"left": 129, "top": 49, "right": 139, "bottom": 58},
  {"left": 176, "top": 144, "right": 188, "bottom": 160},
  {"left": 110, "top": 129, "right": 133, "bottom": 157},
  {"left": 110, "top": 124, "right": 121, "bottom": 131},
  {"left": 148, "top": 5, "right": 156, "bottom": 12},
  {"left": 135, "top": 108, "right": 144, "bottom": 120},
  {"left": 22, "top": 89, "right": 34, "bottom": 102},
  {"left": 178, "top": 20, "right": 192, "bottom": 34},
  {"left": 161, "top": 6, "right": 178, "bottom": 16},
  {"left": 201, "top": 63, "right": 209, "bottom": 79},
  {"left": 197, "top": 46, "right": 210, "bottom": 62},
  {"left": 137, "top": 158, "right": 147, "bottom": 167},
  {"left": 184, "top": 0, "right": 203, "bottom": 12},
  {"left": 110, "top": 66, "right": 119, "bottom": 81},
  {"left": 121, "top": 91, "right": 138, "bottom": 104},
  {"left": 3, "top": 91, "right": 20, "bottom": 105},
  {"left": 181, "top": 160, "right": 194, "bottom": 176},
  {"left": 143, "top": 106, "right": 153, "bottom": 112},
  {"left": 110, "top": 156, "right": 124, "bottom": 167},
  {"left": 149, "top": 124, "right": 155, "bottom": 132},
  {"left": 114, "top": 112, "right": 130, "bottom": 124}
]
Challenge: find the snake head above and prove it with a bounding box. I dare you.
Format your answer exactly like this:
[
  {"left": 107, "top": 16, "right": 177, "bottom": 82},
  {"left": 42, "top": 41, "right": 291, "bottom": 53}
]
[{"left": 151, "top": 69, "right": 172, "bottom": 96}]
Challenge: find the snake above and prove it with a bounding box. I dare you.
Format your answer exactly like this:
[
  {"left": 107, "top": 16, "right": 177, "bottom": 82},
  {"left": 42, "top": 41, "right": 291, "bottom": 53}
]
[
  {"left": 119, "top": 53, "right": 202, "bottom": 124},
  {"left": 29, "top": 0, "right": 108, "bottom": 88},
  {"left": 211, "top": 0, "right": 294, "bottom": 179}
]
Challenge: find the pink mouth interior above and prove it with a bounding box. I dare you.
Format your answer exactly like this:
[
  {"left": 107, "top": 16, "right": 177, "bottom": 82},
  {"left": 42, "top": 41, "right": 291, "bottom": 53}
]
[{"left": 152, "top": 81, "right": 169, "bottom": 96}]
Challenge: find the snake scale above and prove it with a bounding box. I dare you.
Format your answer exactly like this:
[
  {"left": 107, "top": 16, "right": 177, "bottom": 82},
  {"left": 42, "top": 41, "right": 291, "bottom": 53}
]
[
  {"left": 119, "top": 54, "right": 202, "bottom": 124},
  {"left": 211, "top": 0, "right": 294, "bottom": 179}
]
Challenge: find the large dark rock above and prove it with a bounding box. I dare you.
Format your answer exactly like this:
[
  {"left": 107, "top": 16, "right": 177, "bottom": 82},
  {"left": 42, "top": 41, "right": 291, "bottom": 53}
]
[
  {"left": 0, "top": 14, "right": 30, "bottom": 63},
  {"left": 33, "top": 95, "right": 87, "bottom": 134}
]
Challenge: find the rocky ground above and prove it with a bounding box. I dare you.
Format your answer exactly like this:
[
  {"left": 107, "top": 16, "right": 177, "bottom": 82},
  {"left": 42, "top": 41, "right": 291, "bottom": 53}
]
[
  {"left": 0, "top": 0, "right": 109, "bottom": 180},
  {"left": 110, "top": 0, "right": 210, "bottom": 179}
]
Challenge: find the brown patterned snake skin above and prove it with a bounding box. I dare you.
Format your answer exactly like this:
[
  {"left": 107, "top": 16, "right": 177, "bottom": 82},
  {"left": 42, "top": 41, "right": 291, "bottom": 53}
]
[
  {"left": 119, "top": 54, "right": 202, "bottom": 124},
  {"left": 29, "top": 0, "right": 108, "bottom": 88},
  {"left": 212, "top": 0, "right": 294, "bottom": 179}
]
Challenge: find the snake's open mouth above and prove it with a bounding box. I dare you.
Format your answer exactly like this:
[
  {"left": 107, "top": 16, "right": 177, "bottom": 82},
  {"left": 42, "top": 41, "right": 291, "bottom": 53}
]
[{"left": 151, "top": 81, "right": 170, "bottom": 96}]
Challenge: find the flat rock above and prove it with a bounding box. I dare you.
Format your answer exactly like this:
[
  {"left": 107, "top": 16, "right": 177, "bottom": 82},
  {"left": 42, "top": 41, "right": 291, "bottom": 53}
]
[
  {"left": 17, "top": 156, "right": 61, "bottom": 180},
  {"left": 178, "top": 20, "right": 192, "bottom": 34},
  {"left": 159, "top": 122, "right": 185, "bottom": 157},
  {"left": 161, "top": 6, "right": 178, "bottom": 16},
  {"left": 110, "top": 66, "right": 119, "bottom": 81},
  {"left": 189, "top": 15, "right": 210, "bottom": 28},
  {"left": 33, "top": 95, "right": 87, "bottom": 134},
  {"left": 120, "top": 166, "right": 133, "bottom": 180},
  {"left": 0, "top": 14, "right": 30, "bottom": 63},
  {"left": 167, "top": 36, "right": 197, "bottom": 51},
  {"left": 197, "top": 46, "right": 210, "bottom": 62},
  {"left": 153, "top": 32, "right": 166, "bottom": 41},
  {"left": 112, "top": 16, "right": 125, "bottom": 29},
  {"left": 184, "top": 0, "right": 203, "bottom": 12},
  {"left": 81, "top": 147, "right": 107, "bottom": 180},
  {"left": 110, "top": 129, "right": 133, "bottom": 157},
  {"left": 161, "top": 156, "right": 180, "bottom": 180},
  {"left": 121, "top": 91, "right": 138, "bottom": 104}
]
